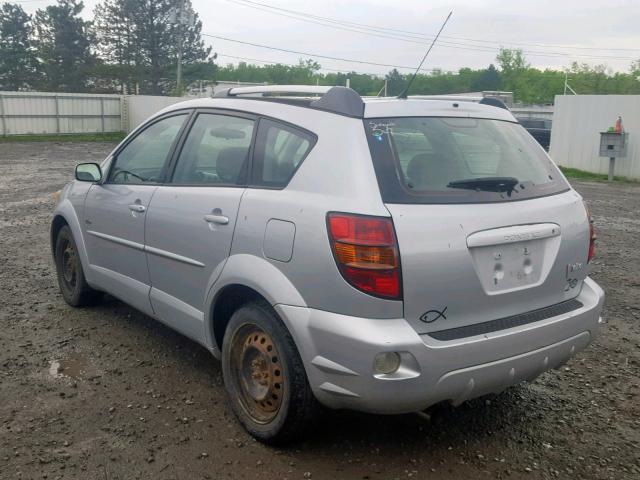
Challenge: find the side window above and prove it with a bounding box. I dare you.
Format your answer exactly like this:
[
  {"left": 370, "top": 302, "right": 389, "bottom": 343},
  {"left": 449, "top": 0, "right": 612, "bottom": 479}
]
[
  {"left": 171, "top": 113, "right": 255, "bottom": 185},
  {"left": 252, "top": 119, "right": 314, "bottom": 188},
  {"left": 108, "top": 114, "right": 187, "bottom": 184}
]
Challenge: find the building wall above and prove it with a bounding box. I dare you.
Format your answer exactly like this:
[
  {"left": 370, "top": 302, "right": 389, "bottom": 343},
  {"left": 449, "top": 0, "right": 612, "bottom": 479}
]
[{"left": 549, "top": 95, "right": 640, "bottom": 179}]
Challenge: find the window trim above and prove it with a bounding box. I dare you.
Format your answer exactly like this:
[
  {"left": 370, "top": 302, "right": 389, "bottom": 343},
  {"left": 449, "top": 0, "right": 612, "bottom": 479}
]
[
  {"left": 164, "top": 108, "right": 259, "bottom": 188},
  {"left": 249, "top": 117, "right": 318, "bottom": 191},
  {"left": 101, "top": 105, "right": 319, "bottom": 190},
  {"left": 103, "top": 109, "right": 194, "bottom": 186}
]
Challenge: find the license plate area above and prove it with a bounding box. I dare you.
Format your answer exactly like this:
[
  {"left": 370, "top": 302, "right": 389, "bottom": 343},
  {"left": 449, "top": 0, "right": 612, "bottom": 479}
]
[
  {"left": 477, "top": 240, "right": 544, "bottom": 292},
  {"left": 467, "top": 224, "right": 562, "bottom": 295}
]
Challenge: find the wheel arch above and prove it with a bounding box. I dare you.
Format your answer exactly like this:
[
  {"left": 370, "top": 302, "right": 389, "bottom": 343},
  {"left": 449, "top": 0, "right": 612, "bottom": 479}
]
[
  {"left": 50, "top": 214, "right": 69, "bottom": 255},
  {"left": 51, "top": 201, "right": 93, "bottom": 284},
  {"left": 204, "top": 254, "right": 306, "bottom": 356}
]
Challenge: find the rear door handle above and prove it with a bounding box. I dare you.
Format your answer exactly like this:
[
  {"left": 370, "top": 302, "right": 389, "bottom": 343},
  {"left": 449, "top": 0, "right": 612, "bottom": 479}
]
[
  {"left": 128, "top": 204, "right": 146, "bottom": 213},
  {"left": 204, "top": 214, "right": 229, "bottom": 225}
]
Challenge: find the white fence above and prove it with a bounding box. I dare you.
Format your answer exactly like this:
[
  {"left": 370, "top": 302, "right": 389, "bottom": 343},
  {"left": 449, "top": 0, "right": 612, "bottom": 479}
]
[
  {"left": 549, "top": 95, "right": 640, "bottom": 179},
  {"left": 124, "top": 95, "right": 189, "bottom": 133},
  {"left": 0, "top": 91, "right": 200, "bottom": 136},
  {"left": 0, "top": 91, "right": 123, "bottom": 135}
]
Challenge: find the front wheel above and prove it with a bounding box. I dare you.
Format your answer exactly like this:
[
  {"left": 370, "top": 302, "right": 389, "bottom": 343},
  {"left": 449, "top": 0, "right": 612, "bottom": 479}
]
[
  {"left": 54, "top": 225, "right": 101, "bottom": 307},
  {"left": 222, "top": 301, "right": 319, "bottom": 444}
]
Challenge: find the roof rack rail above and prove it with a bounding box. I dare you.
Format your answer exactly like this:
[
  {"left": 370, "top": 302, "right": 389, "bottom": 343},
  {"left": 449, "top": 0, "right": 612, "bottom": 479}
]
[
  {"left": 409, "top": 94, "right": 509, "bottom": 110},
  {"left": 214, "top": 85, "right": 365, "bottom": 118},
  {"left": 408, "top": 95, "right": 484, "bottom": 102},
  {"left": 214, "top": 85, "right": 332, "bottom": 97}
]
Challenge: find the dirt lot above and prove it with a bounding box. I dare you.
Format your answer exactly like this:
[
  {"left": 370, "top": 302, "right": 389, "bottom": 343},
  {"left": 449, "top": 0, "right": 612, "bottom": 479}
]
[{"left": 1, "top": 141, "right": 639, "bottom": 480}]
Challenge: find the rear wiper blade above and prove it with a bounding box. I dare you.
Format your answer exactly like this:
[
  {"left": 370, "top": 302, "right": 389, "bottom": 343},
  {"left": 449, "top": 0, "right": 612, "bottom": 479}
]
[{"left": 447, "top": 176, "right": 520, "bottom": 194}]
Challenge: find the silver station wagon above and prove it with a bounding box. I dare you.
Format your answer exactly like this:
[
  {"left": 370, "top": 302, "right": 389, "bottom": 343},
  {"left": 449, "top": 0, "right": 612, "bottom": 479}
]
[{"left": 51, "top": 86, "right": 605, "bottom": 443}]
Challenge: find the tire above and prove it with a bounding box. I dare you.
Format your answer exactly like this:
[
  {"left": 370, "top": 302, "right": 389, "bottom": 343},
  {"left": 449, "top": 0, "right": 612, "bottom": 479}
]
[
  {"left": 54, "top": 225, "right": 101, "bottom": 307},
  {"left": 222, "top": 301, "right": 319, "bottom": 444}
]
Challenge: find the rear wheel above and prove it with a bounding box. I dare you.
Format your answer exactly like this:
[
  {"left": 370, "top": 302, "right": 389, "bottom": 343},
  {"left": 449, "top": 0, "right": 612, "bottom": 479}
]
[
  {"left": 222, "top": 301, "right": 319, "bottom": 444},
  {"left": 54, "top": 225, "right": 100, "bottom": 307}
]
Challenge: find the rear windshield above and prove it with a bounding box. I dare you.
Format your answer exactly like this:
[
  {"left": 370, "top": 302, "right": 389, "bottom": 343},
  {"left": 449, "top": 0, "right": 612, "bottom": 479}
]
[{"left": 364, "top": 117, "right": 569, "bottom": 204}]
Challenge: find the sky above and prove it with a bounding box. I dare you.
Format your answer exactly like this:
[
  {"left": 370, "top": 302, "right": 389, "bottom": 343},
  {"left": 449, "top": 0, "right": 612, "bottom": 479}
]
[{"left": 16, "top": 0, "right": 640, "bottom": 76}]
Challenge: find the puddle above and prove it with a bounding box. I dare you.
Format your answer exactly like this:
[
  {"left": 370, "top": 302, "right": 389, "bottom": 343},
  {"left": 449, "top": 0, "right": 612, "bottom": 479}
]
[{"left": 48, "top": 353, "right": 92, "bottom": 380}]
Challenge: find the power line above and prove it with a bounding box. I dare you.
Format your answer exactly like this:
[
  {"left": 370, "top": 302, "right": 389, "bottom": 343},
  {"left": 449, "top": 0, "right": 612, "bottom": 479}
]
[
  {"left": 226, "top": 0, "right": 639, "bottom": 60},
  {"left": 229, "top": 0, "right": 640, "bottom": 54},
  {"left": 216, "top": 53, "right": 388, "bottom": 76},
  {"left": 203, "top": 33, "right": 448, "bottom": 71},
  {"left": 204, "top": 32, "right": 639, "bottom": 77}
]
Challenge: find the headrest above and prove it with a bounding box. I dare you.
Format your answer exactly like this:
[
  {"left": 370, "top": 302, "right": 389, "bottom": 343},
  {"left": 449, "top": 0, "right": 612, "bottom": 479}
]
[{"left": 216, "top": 147, "right": 248, "bottom": 183}]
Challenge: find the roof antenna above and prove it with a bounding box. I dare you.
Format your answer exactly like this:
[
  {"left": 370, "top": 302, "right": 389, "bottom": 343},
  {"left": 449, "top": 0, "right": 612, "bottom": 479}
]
[{"left": 398, "top": 11, "right": 453, "bottom": 99}]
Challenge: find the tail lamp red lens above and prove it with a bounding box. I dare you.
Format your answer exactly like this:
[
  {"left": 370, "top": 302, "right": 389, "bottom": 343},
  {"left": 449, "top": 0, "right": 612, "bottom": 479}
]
[
  {"left": 585, "top": 203, "right": 596, "bottom": 263},
  {"left": 327, "top": 213, "right": 402, "bottom": 299}
]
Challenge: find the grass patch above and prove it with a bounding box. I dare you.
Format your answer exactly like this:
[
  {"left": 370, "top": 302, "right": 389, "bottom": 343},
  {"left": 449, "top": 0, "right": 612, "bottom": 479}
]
[
  {"left": 559, "top": 166, "right": 633, "bottom": 183},
  {"left": 0, "top": 132, "right": 126, "bottom": 143}
]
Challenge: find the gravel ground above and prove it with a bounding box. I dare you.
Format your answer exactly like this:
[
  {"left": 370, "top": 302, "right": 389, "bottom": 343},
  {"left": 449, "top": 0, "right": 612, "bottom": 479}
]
[{"left": 1, "top": 141, "right": 639, "bottom": 480}]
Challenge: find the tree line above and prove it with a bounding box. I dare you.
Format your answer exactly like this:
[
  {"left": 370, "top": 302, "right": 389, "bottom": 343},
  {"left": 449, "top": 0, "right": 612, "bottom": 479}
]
[
  {"left": 1, "top": 0, "right": 639, "bottom": 103},
  {"left": 0, "top": 0, "right": 212, "bottom": 95}
]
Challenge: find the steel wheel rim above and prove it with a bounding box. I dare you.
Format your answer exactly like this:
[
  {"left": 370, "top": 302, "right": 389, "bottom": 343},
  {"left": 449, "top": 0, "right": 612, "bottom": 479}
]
[
  {"left": 61, "top": 240, "right": 77, "bottom": 288},
  {"left": 230, "top": 324, "right": 285, "bottom": 424}
]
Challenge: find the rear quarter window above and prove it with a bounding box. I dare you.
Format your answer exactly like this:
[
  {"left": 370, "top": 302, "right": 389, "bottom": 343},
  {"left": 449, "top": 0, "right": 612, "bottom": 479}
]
[{"left": 251, "top": 118, "right": 316, "bottom": 189}]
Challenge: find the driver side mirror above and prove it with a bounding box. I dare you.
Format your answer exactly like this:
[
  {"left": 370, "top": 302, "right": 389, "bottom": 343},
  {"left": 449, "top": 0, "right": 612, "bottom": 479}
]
[{"left": 75, "top": 163, "right": 102, "bottom": 182}]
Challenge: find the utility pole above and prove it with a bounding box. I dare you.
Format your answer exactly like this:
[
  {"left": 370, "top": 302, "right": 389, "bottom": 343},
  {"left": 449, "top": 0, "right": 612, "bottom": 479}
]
[
  {"left": 176, "top": 0, "right": 185, "bottom": 94},
  {"left": 170, "top": 0, "right": 194, "bottom": 96},
  {"left": 564, "top": 72, "right": 577, "bottom": 95}
]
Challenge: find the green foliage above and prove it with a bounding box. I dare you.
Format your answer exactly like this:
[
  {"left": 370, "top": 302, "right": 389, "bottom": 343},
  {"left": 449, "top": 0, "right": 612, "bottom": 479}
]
[
  {"left": 215, "top": 59, "right": 319, "bottom": 86},
  {"left": 0, "top": 3, "right": 36, "bottom": 90},
  {"left": 93, "top": 0, "right": 212, "bottom": 95},
  {"left": 32, "top": 0, "right": 95, "bottom": 92},
  {"left": 496, "top": 48, "right": 530, "bottom": 72},
  {"left": 558, "top": 166, "right": 634, "bottom": 183},
  {"left": 385, "top": 68, "right": 406, "bottom": 96}
]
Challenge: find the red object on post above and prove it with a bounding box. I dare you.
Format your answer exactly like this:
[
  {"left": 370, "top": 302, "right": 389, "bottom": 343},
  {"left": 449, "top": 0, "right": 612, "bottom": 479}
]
[{"left": 615, "top": 116, "right": 623, "bottom": 133}]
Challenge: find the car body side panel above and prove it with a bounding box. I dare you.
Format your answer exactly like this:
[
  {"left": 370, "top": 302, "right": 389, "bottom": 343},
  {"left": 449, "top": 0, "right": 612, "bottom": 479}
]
[
  {"left": 82, "top": 184, "right": 157, "bottom": 315},
  {"left": 226, "top": 117, "right": 404, "bottom": 320},
  {"left": 52, "top": 182, "right": 94, "bottom": 284},
  {"left": 144, "top": 186, "right": 246, "bottom": 344},
  {"left": 204, "top": 253, "right": 308, "bottom": 357}
]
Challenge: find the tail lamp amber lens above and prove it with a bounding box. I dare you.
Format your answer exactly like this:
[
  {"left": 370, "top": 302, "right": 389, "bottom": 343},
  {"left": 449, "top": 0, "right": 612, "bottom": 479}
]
[{"left": 327, "top": 213, "right": 402, "bottom": 300}]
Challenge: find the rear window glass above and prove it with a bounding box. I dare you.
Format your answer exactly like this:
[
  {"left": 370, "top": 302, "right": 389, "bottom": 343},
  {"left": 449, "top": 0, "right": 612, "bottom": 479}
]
[{"left": 365, "top": 117, "right": 569, "bottom": 204}]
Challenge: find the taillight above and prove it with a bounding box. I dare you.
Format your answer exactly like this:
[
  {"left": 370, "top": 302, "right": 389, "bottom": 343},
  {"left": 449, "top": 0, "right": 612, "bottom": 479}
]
[
  {"left": 327, "top": 213, "right": 402, "bottom": 300},
  {"left": 585, "top": 202, "right": 596, "bottom": 262}
]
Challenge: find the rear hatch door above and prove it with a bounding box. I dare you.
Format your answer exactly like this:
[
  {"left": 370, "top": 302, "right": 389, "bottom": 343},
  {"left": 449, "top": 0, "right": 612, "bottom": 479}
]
[
  {"left": 387, "top": 193, "right": 589, "bottom": 335},
  {"left": 364, "top": 113, "right": 590, "bottom": 336}
]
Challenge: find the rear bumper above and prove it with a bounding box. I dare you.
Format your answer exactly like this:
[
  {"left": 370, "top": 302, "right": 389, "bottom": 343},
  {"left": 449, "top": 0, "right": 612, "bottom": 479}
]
[{"left": 275, "top": 277, "right": 605, "bottom": 414}]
